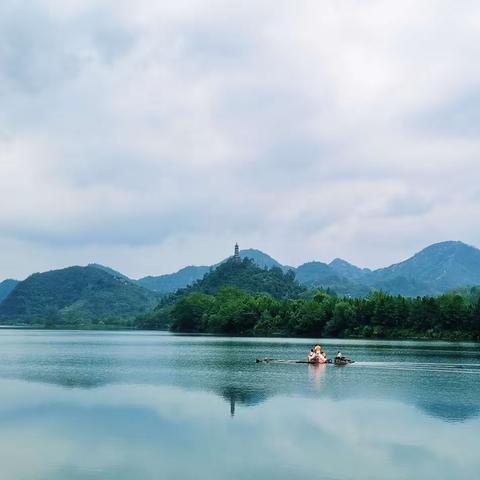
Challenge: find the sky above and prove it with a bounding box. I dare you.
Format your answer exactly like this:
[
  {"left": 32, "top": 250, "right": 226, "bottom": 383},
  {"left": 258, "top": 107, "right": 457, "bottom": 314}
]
[{"left": 1, "top": 0, "right": 480, "bottom": 280}]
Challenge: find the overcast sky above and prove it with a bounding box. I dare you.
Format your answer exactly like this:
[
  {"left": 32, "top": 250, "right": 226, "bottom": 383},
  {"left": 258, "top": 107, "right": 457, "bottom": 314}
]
[{"left": 1, "top": 0, "right": 480, "bottom": 280}]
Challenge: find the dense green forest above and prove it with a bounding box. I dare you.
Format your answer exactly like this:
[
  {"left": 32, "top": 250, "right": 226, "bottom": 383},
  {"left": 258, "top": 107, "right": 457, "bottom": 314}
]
[
  {"left": 154, "top": 286, "right": 480, "bottom": 340},
  {"left": 177, "top": 257, "right": 306, "bottom": 298},
  {"left": 134, "top": 259, "right": 480, "bottom": 340}
]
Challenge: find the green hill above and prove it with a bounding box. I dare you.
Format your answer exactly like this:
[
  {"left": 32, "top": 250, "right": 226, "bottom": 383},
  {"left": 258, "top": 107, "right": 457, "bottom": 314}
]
[
  {"left": 135, "top": 258, "right": 306, "bottom": 330},
  {"left": 0, "top": 266, "right": 159, "bottom": 327},
  {"left": 180, "top": 257, "right": 306, "bottom": 299}
]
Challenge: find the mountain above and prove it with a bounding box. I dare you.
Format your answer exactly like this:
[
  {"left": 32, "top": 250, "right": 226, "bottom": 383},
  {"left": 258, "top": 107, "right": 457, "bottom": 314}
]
[
  {"left": 329, "top": 258, "right": 371, "bottom": 282},
  {"left": 295, "top": 261, "right": 371, "bottom": 297},
  {"left": 0, "top": 266, "right": 159, "bottom": 326},
  {"left": 237, "top": 249, "right": 292, "bottom": 271},
  {"left": 181, "top": 257, "right": 306, "bottom": 299},
  {"left": 295, "top": 261, "right": 341, "bottom": 285},
  {"left": 369, "top": 241, "right": 480, "bottom": 295},
  {"left": 88, "top": 263, "right": 132, "bottom": 281},
  {"left": 0, "top": 279, "right": 19, "bottom": 303},
  {"left": 296, "top": 241, "right": 480, "bottom": 296},
  {"left": 137, "top": 265, "right": 210, "bottom": 293}
]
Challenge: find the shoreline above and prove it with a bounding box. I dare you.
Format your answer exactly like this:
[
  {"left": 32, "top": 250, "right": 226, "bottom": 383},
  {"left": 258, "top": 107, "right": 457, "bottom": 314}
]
[{"left": 0, "top": 325, "right": 478, "bottom": 343}]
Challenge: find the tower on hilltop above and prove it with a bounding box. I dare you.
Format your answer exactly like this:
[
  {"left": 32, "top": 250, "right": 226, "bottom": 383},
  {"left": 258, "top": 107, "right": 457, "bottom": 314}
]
[{"left": 234, "top": 243, "right": 241, "bottom": 264}]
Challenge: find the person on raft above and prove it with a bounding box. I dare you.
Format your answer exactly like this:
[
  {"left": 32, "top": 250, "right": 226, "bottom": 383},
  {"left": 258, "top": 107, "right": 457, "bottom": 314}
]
[
  {"left": 336, "top": 351, "right": 344, "bottom": 359},
  {"left": 308, "top": 344, "right": 327, "bottom": 363}
]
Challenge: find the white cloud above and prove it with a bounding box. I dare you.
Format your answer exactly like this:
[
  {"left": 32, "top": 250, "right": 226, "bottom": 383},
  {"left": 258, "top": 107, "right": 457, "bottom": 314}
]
[{"left": 0, "top": 0, "right": 479, "bottom": 278}]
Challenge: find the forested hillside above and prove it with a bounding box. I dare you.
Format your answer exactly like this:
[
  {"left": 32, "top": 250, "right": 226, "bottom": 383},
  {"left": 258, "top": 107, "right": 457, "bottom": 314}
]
[
  {"left": 180, "top": 257, "right": 306, "bottom": 298},
  {"left": 135, "top": 258, "right": 306, "bottom": 330},
  {"left": 167, "top": 288, "right": 480, "bottom": 340},
  {"left": 0, "top": 266, "right": 159, "bottom": 327}
]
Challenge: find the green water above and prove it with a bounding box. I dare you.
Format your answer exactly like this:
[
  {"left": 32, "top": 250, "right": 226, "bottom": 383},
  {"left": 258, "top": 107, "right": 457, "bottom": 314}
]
[{"left": 0, "top": 330, "right": 479, "bottom": 479}]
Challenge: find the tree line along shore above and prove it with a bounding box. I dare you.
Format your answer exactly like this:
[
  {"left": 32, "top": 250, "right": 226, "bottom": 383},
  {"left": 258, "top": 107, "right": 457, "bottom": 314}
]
[{"left": 137, "top": 286, "right": 480, "bottom": 341}]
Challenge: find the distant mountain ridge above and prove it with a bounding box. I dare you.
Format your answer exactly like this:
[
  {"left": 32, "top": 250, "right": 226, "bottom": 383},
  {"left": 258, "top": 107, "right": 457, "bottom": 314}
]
[
  {"left": 134, "top": 241, "right": 480, "bottom": 297},
  {"left": 329, "top": 258, "right": 372, "bottom": 282},
  {"left": 366, "top": 241, "right": 480, "bottom": 295},
  {"left": 137, "top": 265, "right": 210, "bottom": 293}
]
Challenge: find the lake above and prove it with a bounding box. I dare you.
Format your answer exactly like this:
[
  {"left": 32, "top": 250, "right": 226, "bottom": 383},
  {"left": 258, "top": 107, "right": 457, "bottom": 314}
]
[{"left": 0, "top": 330, "right": 479, "bottom": 480}]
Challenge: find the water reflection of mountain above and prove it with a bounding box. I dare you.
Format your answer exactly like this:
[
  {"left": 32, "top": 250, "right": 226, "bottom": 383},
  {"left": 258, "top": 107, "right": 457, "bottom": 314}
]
[
  {"left": 3, "top": 363, "right": 480, "bottom": 422},
  {"left": 1, "top": 332, "right": 479, "bottom": 422}
]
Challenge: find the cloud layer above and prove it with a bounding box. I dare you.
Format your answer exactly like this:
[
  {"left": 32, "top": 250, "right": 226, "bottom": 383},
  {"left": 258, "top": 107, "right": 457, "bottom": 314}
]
[{"left": 1, "top": 0, "right": 480, "bottom": 279}]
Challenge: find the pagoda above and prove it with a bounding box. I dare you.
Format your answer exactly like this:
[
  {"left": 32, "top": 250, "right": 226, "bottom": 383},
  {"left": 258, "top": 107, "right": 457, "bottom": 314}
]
[{"left": 234, "top": 243, "right": 241, "bottom": 264}]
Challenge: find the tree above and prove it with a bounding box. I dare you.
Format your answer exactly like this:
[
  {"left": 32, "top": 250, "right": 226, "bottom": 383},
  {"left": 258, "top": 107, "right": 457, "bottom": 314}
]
[
  {"left": 171, "top": 292, "right": 214, "bottom": 332},
  {"left": 324, "top": 301, "right": 355, "bottom": 337}
]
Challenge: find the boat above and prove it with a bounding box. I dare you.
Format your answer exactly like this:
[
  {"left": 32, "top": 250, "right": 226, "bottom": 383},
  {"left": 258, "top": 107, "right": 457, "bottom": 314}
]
[
  {"left": 334, "top": 357, "right": 354, "bottom": 366},
  {"left": 308, "top": 353, "right": 328, "bottom": 364}
]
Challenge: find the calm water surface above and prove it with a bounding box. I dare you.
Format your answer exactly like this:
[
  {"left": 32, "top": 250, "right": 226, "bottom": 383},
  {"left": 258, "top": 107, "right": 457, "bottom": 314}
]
[{"left": 0, "top": 330, "right": 479, "bottom": 480}]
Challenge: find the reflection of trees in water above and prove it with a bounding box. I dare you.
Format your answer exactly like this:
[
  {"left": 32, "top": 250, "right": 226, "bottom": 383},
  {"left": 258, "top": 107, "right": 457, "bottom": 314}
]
[
  {"left": 4, "top": 340, "right": 479, "bottom": 423},
  {"left": 416, "top": 402, "right": 480, "bottom": 423},
  {"left": 0, "top": 355, "right": 117, "bottom": 389},
  {"left": 13, "top": 372, "right": 111, "bottom": 389}
]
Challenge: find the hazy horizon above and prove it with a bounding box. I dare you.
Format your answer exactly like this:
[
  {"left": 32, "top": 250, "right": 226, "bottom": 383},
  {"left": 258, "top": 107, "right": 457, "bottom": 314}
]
[{"left": 1, "top": 1, "right": 480, "bottom": 279}]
